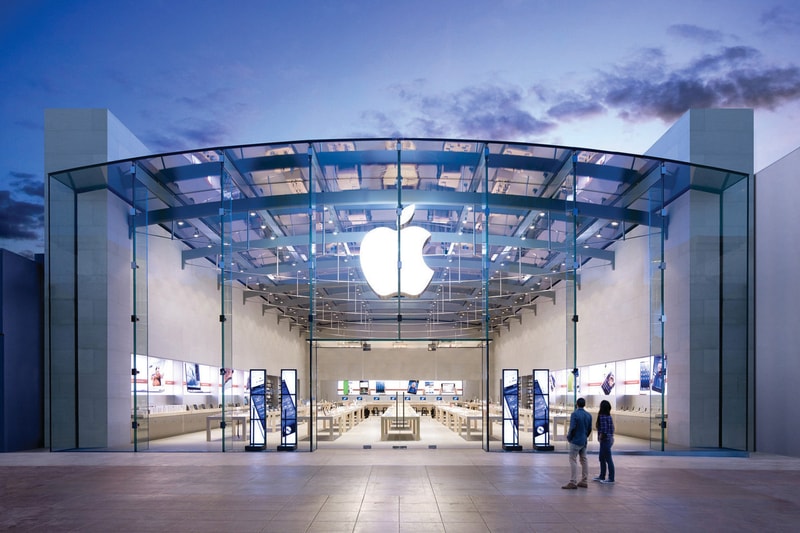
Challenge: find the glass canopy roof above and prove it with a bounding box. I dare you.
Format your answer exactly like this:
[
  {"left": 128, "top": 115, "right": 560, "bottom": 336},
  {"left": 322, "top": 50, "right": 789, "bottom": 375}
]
[{"left": 51, "top": 138, "right": 748, "bottom": 342}]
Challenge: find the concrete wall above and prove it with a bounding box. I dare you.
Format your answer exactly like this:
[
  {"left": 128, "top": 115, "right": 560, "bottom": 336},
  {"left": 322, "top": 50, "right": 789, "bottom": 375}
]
[
  {"left": 0, "top": 250, "right": 44, "bottom": 451},
  {"left": 754, "top": 146, "right": 800, "bottom": 457},
  {"left": 45, "top": 109, "right": 147, "bottom": 450}
]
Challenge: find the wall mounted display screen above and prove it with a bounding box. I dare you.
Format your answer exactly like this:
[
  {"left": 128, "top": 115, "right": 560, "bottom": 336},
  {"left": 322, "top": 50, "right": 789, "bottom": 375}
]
[
  {"left": 185, "top": 363, "right": 202, "bottom": 392},
  {"left": 502, "top": 369, "right": 519, "bottom": 447},
  {"left": 601, "top": 371, "right": 615, "bottom": 395},
  {"left": 640, "top": 361, "right": 651, "bottom": 392},
  {"left": 652, "top": 355, "right": 666, "bottom": 393}
]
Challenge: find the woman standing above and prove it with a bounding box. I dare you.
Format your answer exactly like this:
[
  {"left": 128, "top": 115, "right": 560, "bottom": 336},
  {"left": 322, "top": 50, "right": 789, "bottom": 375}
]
[{"left": 593, "top": 400, "right": 615, "bottom": 483}]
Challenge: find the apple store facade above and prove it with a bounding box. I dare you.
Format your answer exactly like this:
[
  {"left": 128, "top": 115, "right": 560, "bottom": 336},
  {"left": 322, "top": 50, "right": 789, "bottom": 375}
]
[{"left": 45, "top": 119, "right": 753, "bottom": 453}]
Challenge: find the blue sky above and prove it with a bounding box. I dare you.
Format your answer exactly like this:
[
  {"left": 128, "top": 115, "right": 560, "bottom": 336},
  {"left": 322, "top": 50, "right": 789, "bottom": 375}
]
[{"left": 2, "top": 0, "right": 800, "bottom": 258}]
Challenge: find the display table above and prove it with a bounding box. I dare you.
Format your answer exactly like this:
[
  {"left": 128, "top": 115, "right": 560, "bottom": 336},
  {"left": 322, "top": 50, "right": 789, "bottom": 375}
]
[
  {"left": 380, "top": 405, "right": 420, "bottom": 440},
  {"left": 206, "top": 413, "right": 248, "bottom": 441},
  {"left": 434, "top": 405, "right": 483, "bottom": 440},
  {"left": 316, "top": 404, "right": 365, "bottom": 440}
]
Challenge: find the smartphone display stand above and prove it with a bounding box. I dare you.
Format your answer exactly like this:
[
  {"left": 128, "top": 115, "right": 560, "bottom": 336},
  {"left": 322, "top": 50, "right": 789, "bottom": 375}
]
[
  {"left": 532, "top": 369, "right": 554, "bottom": 451},
  {"left": 246, "top": 368, "right": 267, "bottom": 452}
]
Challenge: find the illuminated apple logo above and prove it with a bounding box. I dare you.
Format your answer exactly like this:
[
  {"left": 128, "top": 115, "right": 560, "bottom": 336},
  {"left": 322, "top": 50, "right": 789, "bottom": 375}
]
[{"left": 360, "top": 205, "right": 434, "bottom": 298}]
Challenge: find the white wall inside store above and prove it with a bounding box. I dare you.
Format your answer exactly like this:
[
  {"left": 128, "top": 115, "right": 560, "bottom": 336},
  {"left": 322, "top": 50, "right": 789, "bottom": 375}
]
[{"left": 315, "top": 346, "right": 482, "bottom": 403}]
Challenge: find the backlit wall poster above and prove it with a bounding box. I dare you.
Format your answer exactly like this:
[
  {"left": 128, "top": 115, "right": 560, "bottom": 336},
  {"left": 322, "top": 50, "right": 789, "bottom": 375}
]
[
  {"left": 280, "top": 369, "right": 298, "bottom": 449},
  {"left": 502, "top": 369, "right": 520, "bottom": 450},
  {"left": 532, "top": 369, "right": 551, "bottom": 448},
  {"left": 248, "top": 369, "right": 267, "bottom": 449},
  {"left": 652, "top": 355, "right": 667, "bottom": 394}
]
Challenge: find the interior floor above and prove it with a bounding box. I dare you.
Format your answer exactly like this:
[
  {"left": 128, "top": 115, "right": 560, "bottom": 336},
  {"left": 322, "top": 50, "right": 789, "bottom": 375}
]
[{"left": 134, "top": 414, "right": 662, "bottom": 453}]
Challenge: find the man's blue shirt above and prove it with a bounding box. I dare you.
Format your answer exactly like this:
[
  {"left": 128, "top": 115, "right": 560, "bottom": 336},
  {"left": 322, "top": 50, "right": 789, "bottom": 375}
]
[{"left": 568, "top": 407, "right": 592, "bottom": 446}]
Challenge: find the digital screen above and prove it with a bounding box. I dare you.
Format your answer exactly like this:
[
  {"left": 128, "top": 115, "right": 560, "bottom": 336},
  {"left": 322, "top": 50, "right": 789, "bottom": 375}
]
[
  {"left": 373, "top": 396, "right": 380, "bottom": 400},
  {"left": 281, "top": 379, "right": 297, "bottom": 439},
  {"left": 436, "top": 396, "right": 442, "bottom": 401},
  {"left": 419, "top": 397, "right": 426, "bottom": 401},
  {"left": 502, "top": 370, "right": 519, "bottom": 445},
  {"left": 601, "top": 372, "right": 615, "bottom": 395},
  {"left": 251, "top": 383, "right": 266, "bottom": 423},
  {"left": 185, "top": 363, "right": 201, "bottom": 392},
  {"left": 652, "top": 355, "right": 666, "bottom": 393},
  {"left": 357, "top": 396, "right": 363, "bottom": 401},
  {"left": 533, "top": 379, "right": 549, "bottom": 436},
  {"left": 640, "top": 361, "right": 651, "bottom": 391}
]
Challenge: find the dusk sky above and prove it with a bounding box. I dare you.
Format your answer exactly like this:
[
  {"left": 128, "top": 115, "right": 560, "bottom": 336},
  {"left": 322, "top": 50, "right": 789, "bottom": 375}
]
[{"left": 2, "top": 0, "right": 800, "bottom": 258}]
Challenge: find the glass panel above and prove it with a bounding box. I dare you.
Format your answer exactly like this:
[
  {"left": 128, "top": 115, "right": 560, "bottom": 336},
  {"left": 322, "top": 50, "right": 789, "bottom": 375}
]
[
  {"left": 47, "top": 175, "right": 77, "bottom": 450},
  {"left": 132, "top": 162, "right": 150, "bottom": 451},
  {"left": 220, "top": 159, "right": 235, "bottom": 451},
  {"left": 648, "top": 163, "right": 666, "bottom": 451},
  {"left": 565, "top": 151, "right": 578, "bottom": 430},
  {"left": 719, "top": 174, "right": 751, "bottom": 450}
]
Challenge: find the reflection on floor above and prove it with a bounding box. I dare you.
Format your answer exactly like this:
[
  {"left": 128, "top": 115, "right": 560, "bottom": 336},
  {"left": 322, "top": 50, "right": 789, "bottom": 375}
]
[{"left": 142, "top": 412, "right": 663, "bottom": 454}]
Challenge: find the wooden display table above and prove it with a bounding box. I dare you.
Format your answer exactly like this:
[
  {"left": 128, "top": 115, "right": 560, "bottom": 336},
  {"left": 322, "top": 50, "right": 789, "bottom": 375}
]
[{"left": 380, "top": 405, "right": 421, "bottom": 441}]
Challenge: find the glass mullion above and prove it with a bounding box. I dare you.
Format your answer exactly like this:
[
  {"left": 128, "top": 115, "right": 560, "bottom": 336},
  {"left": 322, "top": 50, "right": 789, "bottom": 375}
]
[
  {"left": 132, "top": 161, "right": 150, "bottom": 451},
  {"left": 220, "top": 159, "right": 234, "bottom": 451},
  {"left": 649, "top": 163, "right": 666, "bottom": 451}
]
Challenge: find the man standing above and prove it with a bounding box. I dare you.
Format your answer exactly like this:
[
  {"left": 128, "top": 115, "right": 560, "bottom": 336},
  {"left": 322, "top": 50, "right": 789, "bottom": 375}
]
[{"left": 562, "top": 397, "right": 592, "bottom": 489}]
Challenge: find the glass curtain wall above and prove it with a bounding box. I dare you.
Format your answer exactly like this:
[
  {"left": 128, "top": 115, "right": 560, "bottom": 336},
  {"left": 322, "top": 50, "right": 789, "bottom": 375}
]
[
  {"left": 219, "top": 157, "right": 234, "bottom": 452},
  {"left": 648, "top": 163, "right": 667, "bottom": 451},
  {"left": 45, "top": 138, "right": 752, "bottom": 453},
  {"left": 132, "top": 162, "right": 150, "bottom": 451},
  {"left": 565, "top": 153, "right": 578, "bottom": 413},
  {"left": 46, "top": 176, "right": 77, "bottom": 451}
]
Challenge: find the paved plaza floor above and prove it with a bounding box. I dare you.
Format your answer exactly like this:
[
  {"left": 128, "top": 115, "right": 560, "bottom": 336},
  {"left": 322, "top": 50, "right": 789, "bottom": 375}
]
[{"left": 2, "top": 446, "right": 800, "bottom": 532}]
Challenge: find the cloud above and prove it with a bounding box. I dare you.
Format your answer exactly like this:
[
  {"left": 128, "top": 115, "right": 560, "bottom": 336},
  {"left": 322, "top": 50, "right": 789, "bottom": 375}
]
[
  {"left": 667, "top": 24, "right": 725, "bottom": 43},
  {"left": 546, "top": 98, "right": 606, "bottom": 121},
  {"left": 143, "top": 117, "right": 234, "bottom": 152},
  {"left": 759, "top": 5, "right": 800, "bottom": 34},
  {"left": 0, "top": 190, "right": 44, "bottom": 241},
  {"left": 593, "top": 45, "right": 800, "bottom": 122},
  {"left": 389, "top": 84, "right": 557, "bottom": 140},
  {"left": 9, "top": 171, "right": 44, "bottom": 201}
]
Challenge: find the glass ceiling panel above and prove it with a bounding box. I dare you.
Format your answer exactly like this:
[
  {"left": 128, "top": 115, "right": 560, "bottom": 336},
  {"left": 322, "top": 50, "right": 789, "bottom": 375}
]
[{"left": 47, "top": 137, "right": 746, "bottom": 340}]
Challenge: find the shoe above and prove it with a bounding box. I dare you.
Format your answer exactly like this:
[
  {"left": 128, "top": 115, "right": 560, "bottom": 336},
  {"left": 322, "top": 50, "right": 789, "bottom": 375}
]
[
  {"left": 561, "top": 482, "right": 577, "bottom": 489},
  {"left": 577, "top": 481, "right": 588, "bottom": 488},
  {"left": 601, "top": 479, "right": 615, "bottom": 484},
  {"left": 592, "top": 476, "right": 604, "bottom": 482}
]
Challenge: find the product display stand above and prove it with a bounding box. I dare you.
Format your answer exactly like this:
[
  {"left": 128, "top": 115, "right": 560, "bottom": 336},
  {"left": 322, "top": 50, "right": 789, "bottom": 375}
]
[
  {"left": 277, "top": 368, "right": 297, "bottom": 451},
  {"left": 533, "top": 368, "right": 554, "bottom": 451},
  {"left": 246, "top": 368, "right": 267, "bottom": 452},
  {"left": 502, "top": 369, "right": 522, "bottom": 451}
]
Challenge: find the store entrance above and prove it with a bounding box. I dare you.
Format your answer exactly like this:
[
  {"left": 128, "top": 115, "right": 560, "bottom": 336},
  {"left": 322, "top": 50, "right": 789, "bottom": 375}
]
[{"left": 309, "top": 340, "right": 490, "bottom": 450}]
